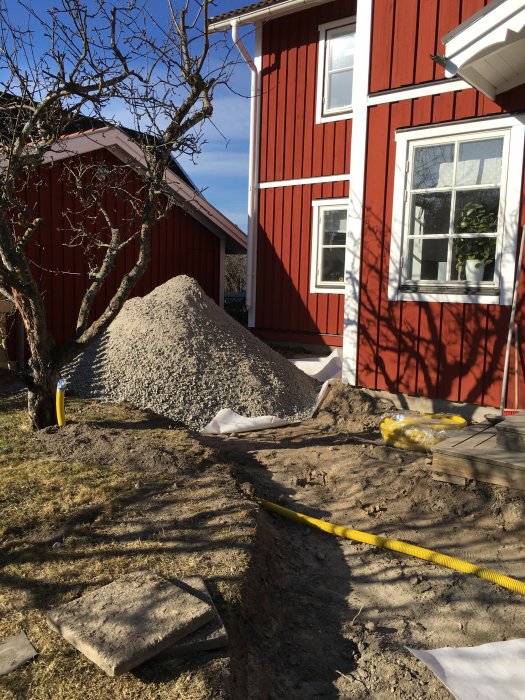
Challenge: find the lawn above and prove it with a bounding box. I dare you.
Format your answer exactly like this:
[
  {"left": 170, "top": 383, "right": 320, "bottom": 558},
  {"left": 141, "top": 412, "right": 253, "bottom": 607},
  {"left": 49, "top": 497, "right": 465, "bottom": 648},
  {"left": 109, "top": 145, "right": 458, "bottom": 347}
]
[{"left": 0, "top": 392, "right": 255, "bottom": 700}]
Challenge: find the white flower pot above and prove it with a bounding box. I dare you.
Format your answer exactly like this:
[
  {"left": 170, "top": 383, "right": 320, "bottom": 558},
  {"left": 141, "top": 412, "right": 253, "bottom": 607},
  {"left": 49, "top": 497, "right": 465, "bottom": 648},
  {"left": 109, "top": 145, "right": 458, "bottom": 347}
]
[{"left": 465, "top": 259, "right": 485, "bottom": 283}]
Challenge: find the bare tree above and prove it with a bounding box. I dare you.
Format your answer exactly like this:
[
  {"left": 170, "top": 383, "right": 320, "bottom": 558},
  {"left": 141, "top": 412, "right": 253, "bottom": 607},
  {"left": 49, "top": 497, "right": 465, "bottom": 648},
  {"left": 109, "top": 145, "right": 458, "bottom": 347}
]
[
  {"left": 0, "top": 0, "right": 233, "bottom": 428},
  {"left": 225, "top": 254, "right": 247, "bottom": 293}
]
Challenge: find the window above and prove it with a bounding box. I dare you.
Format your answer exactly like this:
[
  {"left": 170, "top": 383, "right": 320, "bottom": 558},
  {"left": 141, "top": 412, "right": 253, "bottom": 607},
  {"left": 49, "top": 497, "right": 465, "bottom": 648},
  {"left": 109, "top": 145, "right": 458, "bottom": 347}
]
[
  {"left": 311, "top": 200, "right": 347, "bottom": 294},
  {"left": 389, "top": 117, "right": 525, "bottom": 304},
  {"left": 316, "top": 19, "right": 355, "bottom": 123}
]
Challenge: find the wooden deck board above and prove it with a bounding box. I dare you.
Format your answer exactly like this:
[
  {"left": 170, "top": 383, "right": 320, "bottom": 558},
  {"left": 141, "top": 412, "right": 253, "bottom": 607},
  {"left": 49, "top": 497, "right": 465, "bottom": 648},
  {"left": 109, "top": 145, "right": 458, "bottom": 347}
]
[{"left": 431, "top": 423, "right": 525, "bottom": 491}]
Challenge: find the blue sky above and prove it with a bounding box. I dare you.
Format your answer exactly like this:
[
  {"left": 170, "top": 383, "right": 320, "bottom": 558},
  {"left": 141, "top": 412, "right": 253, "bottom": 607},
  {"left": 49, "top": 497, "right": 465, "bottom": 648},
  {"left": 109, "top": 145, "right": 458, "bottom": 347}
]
[
  {"left": 178, "top": 0, "right": 254, "bottom": 231},
  {"left": 2, "top": 0, "right": 254, "bottom": 231}
]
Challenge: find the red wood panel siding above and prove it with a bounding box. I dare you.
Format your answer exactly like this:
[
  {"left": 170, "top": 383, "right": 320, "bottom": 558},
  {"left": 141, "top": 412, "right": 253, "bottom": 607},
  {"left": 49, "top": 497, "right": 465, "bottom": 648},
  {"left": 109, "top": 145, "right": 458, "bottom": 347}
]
[
  {"left": 259, "top": 0, "right": 354, "bottom": 183},
  {"left": 255, "top": 181, "right": 349, "bottom": 343},
  {"left": 358, "top": 89, "right": 524, "bottom": 407},
  {"left": 9, "top": 150, "right": 221, "bottom": 365},
  {"left": 369, "top": 0, "right": 490, "bottom": 92}
]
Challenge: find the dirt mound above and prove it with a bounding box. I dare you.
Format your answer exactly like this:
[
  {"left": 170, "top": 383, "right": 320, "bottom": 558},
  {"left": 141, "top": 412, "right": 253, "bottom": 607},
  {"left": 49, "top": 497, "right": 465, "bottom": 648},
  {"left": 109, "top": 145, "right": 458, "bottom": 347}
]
[
  {"left": 66, "top": 276, "right": 320, "bottom": 430},
  {"left": 316, "top": 382, "right": 391, "bottom": 432},
  {"left": 34, "top": 421, "right": 177, "bottom": 472}
]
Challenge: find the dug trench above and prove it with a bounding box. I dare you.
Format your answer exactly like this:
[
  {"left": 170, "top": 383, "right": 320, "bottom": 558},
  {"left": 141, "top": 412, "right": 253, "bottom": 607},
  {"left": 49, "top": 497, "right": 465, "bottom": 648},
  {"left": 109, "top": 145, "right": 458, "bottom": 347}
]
[{"left": 1, "top": 385, "right": 524, "bottom": 699}]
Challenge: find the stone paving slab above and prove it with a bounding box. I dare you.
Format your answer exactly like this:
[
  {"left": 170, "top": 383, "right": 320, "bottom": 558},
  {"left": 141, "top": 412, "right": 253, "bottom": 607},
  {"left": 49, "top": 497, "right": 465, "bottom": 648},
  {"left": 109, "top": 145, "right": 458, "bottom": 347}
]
[
  {"left": 167, "top": 576, "right": 228, "bottom": 655},
  {"left": 47, "top": 570, "right": 214, "bottom": 676},
  {"left": 0, "top": 632, "right": 37, "bottom": 676}
]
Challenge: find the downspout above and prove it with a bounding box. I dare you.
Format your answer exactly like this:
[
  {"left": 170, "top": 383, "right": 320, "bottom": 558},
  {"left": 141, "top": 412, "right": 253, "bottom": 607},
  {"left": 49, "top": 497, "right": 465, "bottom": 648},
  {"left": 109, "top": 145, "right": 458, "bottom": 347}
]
[{"left": 231, "top": 19, "right": 261, "bottom": 328}]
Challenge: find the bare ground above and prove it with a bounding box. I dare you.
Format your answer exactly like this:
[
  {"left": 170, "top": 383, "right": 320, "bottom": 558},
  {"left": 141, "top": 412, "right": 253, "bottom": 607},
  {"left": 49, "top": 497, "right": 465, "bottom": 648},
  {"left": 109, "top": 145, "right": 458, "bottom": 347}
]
[{"left": 1, "top": 382, "right": 524, "bottom": 699}]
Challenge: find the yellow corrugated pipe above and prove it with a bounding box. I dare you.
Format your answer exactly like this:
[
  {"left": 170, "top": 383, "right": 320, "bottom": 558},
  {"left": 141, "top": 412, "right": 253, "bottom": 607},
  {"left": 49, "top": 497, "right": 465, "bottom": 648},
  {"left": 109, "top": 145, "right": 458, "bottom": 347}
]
[
  {"left": 56, "top": 379, "right": 66, "bottom": 427},
  {"left": 260, "top": 500, "right": 525, "bottom": 596}
]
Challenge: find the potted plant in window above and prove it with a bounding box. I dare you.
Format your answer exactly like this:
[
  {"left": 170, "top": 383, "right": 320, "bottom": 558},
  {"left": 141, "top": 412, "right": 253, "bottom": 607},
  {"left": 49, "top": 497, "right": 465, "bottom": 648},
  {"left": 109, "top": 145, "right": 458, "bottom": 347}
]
[{"left": 454, "top": 202, "right": 497, "bottom": 282}]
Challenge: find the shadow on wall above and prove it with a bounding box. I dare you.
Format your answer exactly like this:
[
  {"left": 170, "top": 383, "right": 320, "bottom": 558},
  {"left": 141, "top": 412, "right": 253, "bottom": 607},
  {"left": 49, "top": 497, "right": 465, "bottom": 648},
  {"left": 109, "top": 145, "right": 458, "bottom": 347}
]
[{"left": 345, "top": 203, "right": 524, "bottom": 409}]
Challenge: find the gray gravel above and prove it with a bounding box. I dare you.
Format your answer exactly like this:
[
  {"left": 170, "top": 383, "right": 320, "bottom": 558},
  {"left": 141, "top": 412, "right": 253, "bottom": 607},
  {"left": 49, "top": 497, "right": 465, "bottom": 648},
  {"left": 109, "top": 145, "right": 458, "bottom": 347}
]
[{"left": 65, "top": 276, "right": 320, "bottom": 430}]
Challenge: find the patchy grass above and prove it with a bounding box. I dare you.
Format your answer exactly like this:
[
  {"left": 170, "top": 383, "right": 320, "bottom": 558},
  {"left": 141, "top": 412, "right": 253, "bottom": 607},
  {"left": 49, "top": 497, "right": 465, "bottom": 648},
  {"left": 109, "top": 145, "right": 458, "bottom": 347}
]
[
  {"left": 0, "top": 392, "right": 255, "bottom": 699},
  {"left": 0, "top": 396, "right": 163, "bottom": 542}
]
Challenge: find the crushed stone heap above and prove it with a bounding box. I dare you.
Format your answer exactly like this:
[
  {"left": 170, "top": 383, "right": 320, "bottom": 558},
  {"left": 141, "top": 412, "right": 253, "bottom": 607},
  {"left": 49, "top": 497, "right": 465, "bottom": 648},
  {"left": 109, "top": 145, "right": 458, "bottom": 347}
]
[{"left": 66, "top": 276, "right": 320, "bottom": 430}]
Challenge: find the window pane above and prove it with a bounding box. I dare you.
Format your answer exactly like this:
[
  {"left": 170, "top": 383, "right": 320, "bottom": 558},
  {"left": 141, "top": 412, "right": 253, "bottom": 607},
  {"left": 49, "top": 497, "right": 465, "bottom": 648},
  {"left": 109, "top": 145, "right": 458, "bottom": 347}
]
[
  {"left": 323, "top": 209, "right": 347, "bottom": 245},
  {"left": 408, "top": 238, "right": 449, "bottom": 281},
  {"left": 410, "top": 192, "right": 451, "bottom": 236},
  {"left": 327, "top": 69, "right": 353, "bottom": 110},
  {"left": 452, "top": 238, "right": 496, "bottom": 282},
  {"left": 320, "top": 247, "right": 345, "bottom": 283},
  {"left": 413, "top": 144, "right": 454, "bottom": 189},
  {"left": 328, "top": 28, "right": 354, "bottom": 71},
  {"left": 454, "top": 188, "right": 500, "bottom": 234},
  {"left": 456, "top": 138, "right": 503, "bottom": 186}
]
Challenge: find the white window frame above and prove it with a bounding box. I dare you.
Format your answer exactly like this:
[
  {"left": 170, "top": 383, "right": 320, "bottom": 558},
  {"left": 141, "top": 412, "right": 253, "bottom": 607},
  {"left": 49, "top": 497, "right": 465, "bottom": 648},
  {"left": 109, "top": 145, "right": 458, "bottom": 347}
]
[
  {"left": 388, "top": 116, "right": 525, "bottom": 305},
  {"left": 310, "top": 199, "right": 347, "bottom": 294},
  {"left": 316, "top": 17, "right": 356, "bottom": 125}
]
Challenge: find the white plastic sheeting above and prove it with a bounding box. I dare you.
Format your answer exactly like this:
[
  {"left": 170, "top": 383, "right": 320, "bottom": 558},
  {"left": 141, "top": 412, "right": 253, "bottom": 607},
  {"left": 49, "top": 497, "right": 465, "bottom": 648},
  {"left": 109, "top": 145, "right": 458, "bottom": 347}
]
[
  {"left": 202, "top": 349, "right": 342, "bottom": 435},
  {"left": 407, "top": 638, "right": 525, "bottom": 700}
]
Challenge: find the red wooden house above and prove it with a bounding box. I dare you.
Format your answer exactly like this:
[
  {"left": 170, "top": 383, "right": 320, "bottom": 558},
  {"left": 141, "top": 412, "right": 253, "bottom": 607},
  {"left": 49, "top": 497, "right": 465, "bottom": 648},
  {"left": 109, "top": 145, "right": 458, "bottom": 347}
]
[
  {"left": 210, "top": 0, "right": 525, "bottom": 411},
  {"left": 4, "top": 126, "right": 246, "bottom": 366}
]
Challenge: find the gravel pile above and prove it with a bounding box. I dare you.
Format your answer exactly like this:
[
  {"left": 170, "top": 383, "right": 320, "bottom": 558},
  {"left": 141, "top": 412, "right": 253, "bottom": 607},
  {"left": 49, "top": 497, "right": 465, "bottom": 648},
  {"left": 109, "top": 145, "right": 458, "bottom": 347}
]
[{"left": 66, "top": 276, "right": 320, "bottom": 430}]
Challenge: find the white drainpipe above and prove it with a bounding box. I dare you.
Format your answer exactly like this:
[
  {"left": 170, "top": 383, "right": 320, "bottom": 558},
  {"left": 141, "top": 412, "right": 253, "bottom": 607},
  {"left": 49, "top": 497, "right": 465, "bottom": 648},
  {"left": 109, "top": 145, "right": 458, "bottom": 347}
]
[{"left": 231, "top": 19, "right": 261, "bottom": 327}]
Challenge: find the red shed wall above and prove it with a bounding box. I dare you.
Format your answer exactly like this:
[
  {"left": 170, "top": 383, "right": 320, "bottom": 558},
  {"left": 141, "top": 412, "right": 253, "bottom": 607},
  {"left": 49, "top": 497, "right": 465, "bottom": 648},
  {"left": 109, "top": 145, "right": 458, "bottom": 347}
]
[
  {"left": 360, "top": 17, "right": 525, "bottom": 407},
  {"left": 8, "top": 149, "right": 221, "bottom": 364},
  {"left": 255, "top": 0, "right": 353, "bottom": 345}
]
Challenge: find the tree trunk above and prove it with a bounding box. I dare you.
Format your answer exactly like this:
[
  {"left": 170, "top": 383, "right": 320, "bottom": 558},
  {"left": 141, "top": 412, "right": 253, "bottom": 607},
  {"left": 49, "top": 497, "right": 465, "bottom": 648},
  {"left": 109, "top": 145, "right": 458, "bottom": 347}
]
[{"left": 27, "top": 368, "right": 59, "bottom": 430}]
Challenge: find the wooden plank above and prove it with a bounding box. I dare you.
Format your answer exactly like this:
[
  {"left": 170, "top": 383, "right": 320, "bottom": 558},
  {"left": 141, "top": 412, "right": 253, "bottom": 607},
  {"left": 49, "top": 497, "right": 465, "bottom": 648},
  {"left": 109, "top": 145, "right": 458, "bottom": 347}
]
[
  {"left": 432, "top": 423, "right": 495, "bottom": 451},
  {"left": 431, "top": 472, "right": 468, "bottom": 486},
  {"left": 431, "top": 451, "right": 525, "bottom": 491},
  {"left": 369, "top": 0, "right": 395, "bottom": 93},
  {"left": 432, "top": 421, "right": 525, "bottom": 491},
  {"left": 414, "top": 0, "right": 439, "bottom": 84},
  {"left": 391, "top": 0, "right": 418, "bottom": 88}
]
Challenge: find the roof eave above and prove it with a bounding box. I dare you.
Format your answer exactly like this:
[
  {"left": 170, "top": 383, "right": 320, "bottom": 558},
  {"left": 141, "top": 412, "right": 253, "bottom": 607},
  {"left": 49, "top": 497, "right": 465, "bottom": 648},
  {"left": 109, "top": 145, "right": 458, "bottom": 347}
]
[
  {"left": 209, "top": 0, "right": 334, "bottom": 32},
  {"left": 46, "top": 128, "right": 247, "bottom": 251},
  {"left": 443, "top": 0, "right": 525, "bottom": 99}
]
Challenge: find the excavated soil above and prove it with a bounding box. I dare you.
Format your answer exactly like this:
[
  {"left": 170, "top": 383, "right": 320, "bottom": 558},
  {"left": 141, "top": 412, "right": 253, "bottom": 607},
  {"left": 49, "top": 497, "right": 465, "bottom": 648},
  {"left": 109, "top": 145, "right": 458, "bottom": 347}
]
[{"left": 24, "top": 383, "right": 525, "bottom": 699}]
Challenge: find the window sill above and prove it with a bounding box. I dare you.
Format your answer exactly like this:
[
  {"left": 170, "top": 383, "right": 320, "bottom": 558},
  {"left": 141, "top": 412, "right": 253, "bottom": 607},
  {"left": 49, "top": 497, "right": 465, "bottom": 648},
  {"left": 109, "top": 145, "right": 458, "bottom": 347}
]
[
  {"left": 394, "top": 282, "right": 501, "bottom": 304},
  {"left": 317, "top": 109, "right": 353, "bottom": 125},
  {"left": 310, "top": 284, "right": 345, "bottom": 295}
]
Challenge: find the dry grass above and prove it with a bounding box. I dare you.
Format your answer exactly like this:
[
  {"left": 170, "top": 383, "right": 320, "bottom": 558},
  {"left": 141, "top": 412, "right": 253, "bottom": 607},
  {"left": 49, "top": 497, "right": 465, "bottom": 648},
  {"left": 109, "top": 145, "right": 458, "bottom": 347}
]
[{"left": 0, "top": 392, "right": 255, "bottom": 699}]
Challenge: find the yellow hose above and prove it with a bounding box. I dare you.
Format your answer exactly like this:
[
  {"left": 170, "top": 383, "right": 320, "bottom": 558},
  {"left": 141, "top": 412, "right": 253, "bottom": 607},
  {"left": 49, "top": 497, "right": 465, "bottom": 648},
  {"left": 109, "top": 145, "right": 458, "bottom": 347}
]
[
  {"left": 260, "top": 500, "right": 525, "bottom": 596},
  {"left": 56, "top": 384, "right": 66, "bottom": 427}
]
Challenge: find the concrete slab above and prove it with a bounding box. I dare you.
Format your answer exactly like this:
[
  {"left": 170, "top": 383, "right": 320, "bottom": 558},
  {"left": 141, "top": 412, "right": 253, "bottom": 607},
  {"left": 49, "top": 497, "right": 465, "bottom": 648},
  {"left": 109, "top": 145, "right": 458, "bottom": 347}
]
[
  {"left": 167, "top": 576, "right": 228, "bottom": 655},
  {"left": 0, "top": 632, "right": 37, "bottom": 676},
  {"left": 47, "top": 570, "right": 214, "bottom": 676}
]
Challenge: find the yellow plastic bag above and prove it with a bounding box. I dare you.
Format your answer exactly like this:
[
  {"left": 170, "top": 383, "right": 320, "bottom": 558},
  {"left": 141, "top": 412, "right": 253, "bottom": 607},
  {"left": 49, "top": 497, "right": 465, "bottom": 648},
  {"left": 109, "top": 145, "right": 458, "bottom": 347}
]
[{"left": 380, "top": 411, "right": 468, "bottom": 452}]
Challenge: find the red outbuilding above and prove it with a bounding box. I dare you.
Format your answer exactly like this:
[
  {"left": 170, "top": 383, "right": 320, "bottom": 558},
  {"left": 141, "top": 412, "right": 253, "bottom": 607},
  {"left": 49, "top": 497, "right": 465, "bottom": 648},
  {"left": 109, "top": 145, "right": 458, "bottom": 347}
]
[
  {"left": 210, "top": 0, "right": 525, "bottom": 411},
  {"left": 3, "top": 126, "right": 246, "bottom": 367}
]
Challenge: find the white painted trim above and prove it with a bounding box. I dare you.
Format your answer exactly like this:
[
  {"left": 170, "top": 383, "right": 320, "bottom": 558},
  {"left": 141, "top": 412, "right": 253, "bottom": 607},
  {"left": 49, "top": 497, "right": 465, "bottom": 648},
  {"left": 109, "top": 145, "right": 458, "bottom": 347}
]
[
  {"left": 44, "top": 127, "right": 247, "bottom": 251},
  {"left": 315, "top": 17, "right": 356, "bottom": 125},
  {"left": 310, "top": 198, "right": 348, "bottom": 295},
  {"left": 388, "top": 115, "right": 525, "bottom": 306},
  {"left": 367, "top": 79, "right": 471, "bottom": 106},
  {"left": 247, "top": 24, "right": 263, "bottom": 328},
  {"left": 209, "top": 0, "right": 333, "bottom": 32},
  {"left": 395, "top": 114, "right": 525, "bottom": 142},
  {"left": 444, "top": 0, "right": 525, "bottom": 95},
  {"left": 395, "top": 291, "right": 500, "bottom": 304},
  {"left": 259, "top": 173, "right": 351, "bottom": 189},
  {"left": 342, "top": 0, "right": 373, "bottom": 386}
]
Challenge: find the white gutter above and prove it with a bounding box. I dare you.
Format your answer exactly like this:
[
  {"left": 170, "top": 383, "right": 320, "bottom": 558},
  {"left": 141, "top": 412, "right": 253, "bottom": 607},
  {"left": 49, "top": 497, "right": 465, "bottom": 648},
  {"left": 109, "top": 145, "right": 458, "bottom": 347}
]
[
  {"left": 231, "top": 19, "right": 262, "bottom": 324},
  {"left": 209, "top": 0, "right": 332, "bottom": 32}
]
